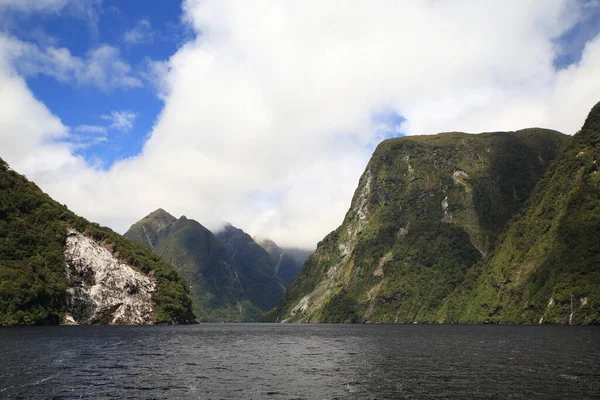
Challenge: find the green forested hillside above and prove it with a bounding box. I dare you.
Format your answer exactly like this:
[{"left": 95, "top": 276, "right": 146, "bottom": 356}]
[
  {"left": 125, "top": 214, "right": 286, "bottom": 321},
  {"left": 0, "top": 160, "right": 195, "bottom": 325},
  {"left": 125, "top": 211, "right": 251, "bottom": 321},
  {"left": 273, "top": 128, "right": 570, "bottom": 323},
  {"left": 441, "top": 102, "right": 600, "bottom": 324}
]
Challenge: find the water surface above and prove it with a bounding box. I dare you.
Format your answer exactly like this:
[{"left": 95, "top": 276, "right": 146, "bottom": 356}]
[{"left": 0, "top": 324, "right": 598, "bottom": 399}]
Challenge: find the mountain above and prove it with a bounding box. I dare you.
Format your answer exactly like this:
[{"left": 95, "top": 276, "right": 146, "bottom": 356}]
[
  {"left": 272, "top": 128, "right": 570, "bottom": 323},
  {"left": 122, "top": 208, "right": 176, "bottom": 250},
  {"left": 440, "top": 102, "right": 600, "bottom": 324},
  {"left": 0, "top": 159, "right": 195, "bottom": 326},
  {"left": 124, "top": 211, "right": 254, "bottom": 321},
  {"left": 124, "top": 216, "right": 286, "bottom": 321},
  {"left": 256, "top": 239, "right": 306, "bottom": 286},
  {"left": 216, "top": 224, "right": 285, "bottom": 311}
]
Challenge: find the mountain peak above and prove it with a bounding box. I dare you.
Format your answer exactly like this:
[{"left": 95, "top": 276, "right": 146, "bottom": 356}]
[
  {"left": 580, "top": 101, "right": 600, "bottom": 137},
  {"left": 145, "top": 208, "right": 176, "bottom": 222}
]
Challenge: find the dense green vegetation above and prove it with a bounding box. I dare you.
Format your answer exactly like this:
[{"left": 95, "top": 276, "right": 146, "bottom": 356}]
[
  {"left": 441, "top": 102, "right": 600, "bottom": 324},
  {"left": 125, "top": 211, "right": 250, "bottom": 321},
  {"left": 273, "top": 128, "right": 570, "bottom": 323},
  {"left": 0, "top": 160, "right": 195, "bottom": 325},
  {"left": 125, "top": 214, "right": 286, "bottom": 321}
]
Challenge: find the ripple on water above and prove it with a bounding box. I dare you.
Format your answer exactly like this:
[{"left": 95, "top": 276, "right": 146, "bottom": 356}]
[{"left": 0, "top": 324, "right": 598, "bottom": 399}]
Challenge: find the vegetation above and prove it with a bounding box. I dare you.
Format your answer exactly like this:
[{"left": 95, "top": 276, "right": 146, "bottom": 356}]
[
  {"left": 125, "top": 215, "right": 286, "bottom": 321},
  {"left": 440, "top": 102, "right": 600, "bottom": 324},
  {"left": 0, "top": 160, "right": 195, "bottom": 325},
  {"left": 274, "top": 128, "right": 571, "bottom": 323}
]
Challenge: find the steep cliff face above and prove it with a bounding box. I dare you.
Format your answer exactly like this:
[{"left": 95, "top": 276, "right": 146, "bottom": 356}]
[
  {"left": 0, "top": 160, "right": 195, "bottom": 326},
  {"left": 274, "top": 128, "right": 569, "bottom": 323},
  {"left": 441, "top": 102, "right": 600, "bottom": 324},
  {"left": 64, "top": 230, "right": 156, "bottom": 325}
]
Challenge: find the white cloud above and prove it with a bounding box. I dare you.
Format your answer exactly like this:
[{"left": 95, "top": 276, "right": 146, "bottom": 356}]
[
  {"left": 0, "top": 0, "right": 69, "bottom": 13},
  {"left": 2, "top": 1, "right": 600, "bottom": 249},
  {"left": 123, "top": 18, "right": 154, "bottom": 45},
  {"left": 2, "top": 36, "right": 141, "bottom": 90},
  {"left": 101, "top": 110, "right": 138, "bottom": 133},
  {"left": 74, "top": 124, "right": 107, "bottom": 134}
]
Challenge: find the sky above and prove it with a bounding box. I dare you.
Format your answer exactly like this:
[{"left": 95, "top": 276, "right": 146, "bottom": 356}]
[{"left": 1, "top": 0, "right": 600, "bottom": 249}]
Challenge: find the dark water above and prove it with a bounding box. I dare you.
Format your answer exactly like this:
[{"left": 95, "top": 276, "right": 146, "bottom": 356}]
[{"left": 0, "top": 324, "right": 599, "bottom": 399}]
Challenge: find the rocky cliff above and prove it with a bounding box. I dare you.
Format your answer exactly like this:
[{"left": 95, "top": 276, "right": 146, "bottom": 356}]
[
  {"left": 273, "top": 128, "right": 570, "bottom": 323},
  {"left": 64, "top": 229, "right": 157, "bottom": 325}
]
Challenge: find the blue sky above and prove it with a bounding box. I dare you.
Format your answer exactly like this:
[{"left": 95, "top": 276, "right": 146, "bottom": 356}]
[
  {"left": 3, "top": 0, "right": 191, "bottom": 168},
  {"left": 1, "top": 1, "right": 599, "bottom": 247}
]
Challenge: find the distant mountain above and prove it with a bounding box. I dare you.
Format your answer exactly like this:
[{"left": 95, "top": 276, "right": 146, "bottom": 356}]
[
  {"left": 256, "top": 238, "right": 307, "bottom": 286},
  {"left": 0, "top": 160, "right": 195, "bottom": 326},
  {"left": 125, "top": 211, "right": 258, "bottom": 321},
  {"left": 125, "top": 215, "right": 286, "bottom": 321},
  {"left": 441, "top": 102, "right": 600, "bottom": 324},
  {"left": 217, "top": 224, "right": 285, "bottom": 311},
  {"left": 273, "top": 127, "right": 571, "bottom": 323}
]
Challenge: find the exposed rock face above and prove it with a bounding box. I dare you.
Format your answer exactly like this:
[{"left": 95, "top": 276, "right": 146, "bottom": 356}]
[{"left": 64, "top": 229, "right": 156, "bottom": 325}]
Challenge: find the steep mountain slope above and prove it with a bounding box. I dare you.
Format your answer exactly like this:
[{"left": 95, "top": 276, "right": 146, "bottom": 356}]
[
  {"left": 125, "top": 214, "right": 286, "bottom": 320},
  {"left": 257, "top": 239, "right": 305, "bottom": 286},
  {"left": 125, "top": 211, "right": 251, "bottom": 321},
  {"left": 217, "top": 225, "right": 286, "bottom": 312},
  {"left": 273, "top": 128, "right": 569, "bottom": 323},
  {"left": 0, "top": 159, "right": 195, "bottom": 326},
  {"left": 441, "top": 102, "right": 600, "bottom": 324}
]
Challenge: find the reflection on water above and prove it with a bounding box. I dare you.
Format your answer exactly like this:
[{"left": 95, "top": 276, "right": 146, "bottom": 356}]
[{"left": 0, "top": 324, "right": 599, "bottom": 399}]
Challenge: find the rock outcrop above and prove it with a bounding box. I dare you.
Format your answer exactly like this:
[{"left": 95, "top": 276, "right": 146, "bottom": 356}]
[{"left": 64, "top": 230, "right": 156, "bottom": 325}]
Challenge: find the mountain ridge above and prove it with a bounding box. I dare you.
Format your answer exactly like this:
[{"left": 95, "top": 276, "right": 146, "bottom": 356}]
[{"left": 125, "top": 214, "right": 287, "bottom": 321}]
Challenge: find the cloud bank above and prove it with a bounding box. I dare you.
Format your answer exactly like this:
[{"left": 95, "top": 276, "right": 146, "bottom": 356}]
[{"left": 2, "top": 0, "right": 600, "bottom": 248}]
